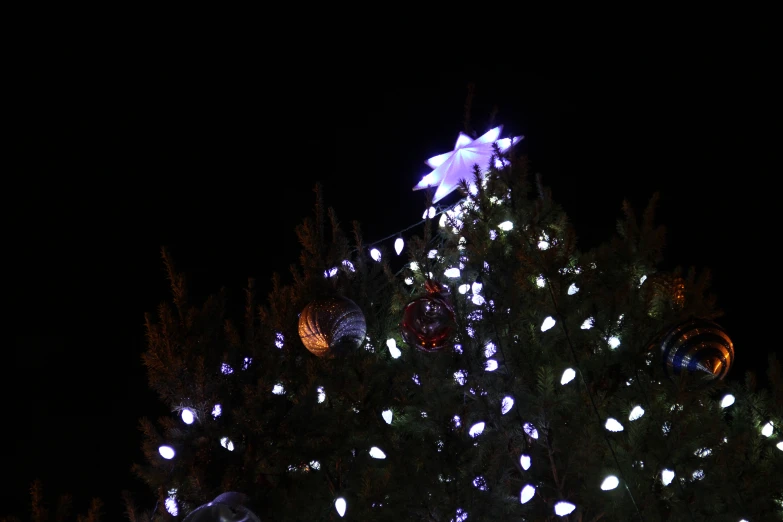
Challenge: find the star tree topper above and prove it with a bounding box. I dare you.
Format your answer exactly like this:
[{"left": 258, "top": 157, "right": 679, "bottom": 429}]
[{"left": 413, "top": 126, "right": 523, "bottom": 203}]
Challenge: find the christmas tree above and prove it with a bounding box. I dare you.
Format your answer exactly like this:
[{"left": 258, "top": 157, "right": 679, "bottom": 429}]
[{"left": 131, "top": 127, "right": 783, "bottom": 521}]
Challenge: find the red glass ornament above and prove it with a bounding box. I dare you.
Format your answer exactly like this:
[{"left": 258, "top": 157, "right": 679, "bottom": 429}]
[{"left": 401, "top": 280, "right": 455, "bottom": 352}]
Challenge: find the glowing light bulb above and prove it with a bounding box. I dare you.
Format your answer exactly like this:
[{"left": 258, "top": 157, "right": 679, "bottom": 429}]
[
  {"left": 469, "top": 422, "right": 485, "bottom": 438},
  {"left": 410, "top": 261, "right": 419, "bottom": 271},
  {"left": 404, "top": 277, "right": 413, "bottom": 285},
  {"left": 629, "top": 406, "right": 645, "bottom": 421},
  {"left": 523, "top": 422, "right": 539, "bottom": 439},
  {"left": 453, "top": 370, "right": 467, "bottom": 385},
  {"left": 444, "top": 267, "right": 461, "bottom": 278},
  {"left": 220, "top": 437, "right": 234, "bottom": 451},
  {"left": 761, "top": 421, "right": 774, "bottom": 437},
  {"left": 536, "top": 275, "right": 546, "bottom": 288},
  {"left": 520, "top": 484, "right": 535, "bottom": 504},
  {"left": 721, "top": 394, "right": 735, "bottom": 408},
  {"left": 601, "top": 476, "right": 619, "bottom": 490},
  {"left": 370, "top": 248, "right": 381, "bottom": 262},
  {"left": 369, "top": 447, "right": 386, "bottom": 459},
  {"left": 211, "top": 404, "right": 222, "bottom": 418},
  {"left": 607, "top": 336, "right": 621, "bottom": 349},
  {"left": 272, "top": 384, "right": 285, "bottom": 395},
  {"left": 394, "top": 238, "right": 404, "bottom": 255},
  {"left": 386, "top": 338, "right": 401, "bottom": 359},
  {"left": 485, "top": 359, "right": 498, "bottom": 371},
  {"left": 605, "top": 418, "right": 624, "bottom": 432},
  {"left": 777, "top": 441, "right": 783, "bottom": 451},
  {"left": 498, "top": 221, "right": 513, "bottom": 231},
  {"left": 501, "top": 396, "right": 514, "bottom": 415},
  {"left": 541, "top": 316, "right": 556, "bottom": 332},
  {"left": 181, "top": 408, "right": 195, "bottom": 425},
  {"left": 567, "top": 283, "right": 579, "bottom": 295},
  {"left": 661, "top": 469, "right": 675, "bottom": 486},
  {"left": 560, "top": 368, "right": 576, "bottom": 385},
  {"left": 317, "top": 386, "right": 326, "bottom": 403},
  {"left": 639, "top": 275, "right": 647, "bottom": 286},
  {"left": 520, "top": 454, "right": 531, "bottom": 470},
  {"left": 335, "top": 498, "right": 346, "bottom": 517},
  {"left": 158, "top": 445, "right": 175, "bottom": 459},
  {"left": 471, "top": 281, "right": 483, "bottom": 294},
  {"left": 165, "top": 497, "right": 178, "bottom": 516},
  {"left": 554, "top": 501, "right": 576, "bottom": 516},
  {"left": 581, "top": 317, "right": 594, "bottom": 330},
  {"left": 382, "top": 409, "right": 393, "bottom": 424},
  {"left": 472, "top": 294, "right": 485, "bottom": 305}
]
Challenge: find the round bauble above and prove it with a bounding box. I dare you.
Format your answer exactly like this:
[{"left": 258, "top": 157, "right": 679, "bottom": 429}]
[
  {"left": 659, "top": 318, "right": 734, "bottom": 382},
  {"left": 298, "top": 296, "right": 367, "bottom": 357},
  {"left": 401, "top": 281, "right": 455, "bottom": 353}
]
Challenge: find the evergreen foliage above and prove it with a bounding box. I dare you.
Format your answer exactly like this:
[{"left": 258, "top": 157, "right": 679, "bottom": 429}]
[
  {"left": 0, "top": 480, "right": 103, "bottom": 522},
  {"left": 133, "top": 156, "right": 783, "bottom": 521}
]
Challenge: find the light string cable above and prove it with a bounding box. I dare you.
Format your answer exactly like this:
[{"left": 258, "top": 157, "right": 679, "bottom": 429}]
[{"left": 516, "top": 216, "right": 647, "bottom": 521}]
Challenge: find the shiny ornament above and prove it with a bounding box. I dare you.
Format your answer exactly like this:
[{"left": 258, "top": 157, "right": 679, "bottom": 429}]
[
  {"left": 401, "top": 280, "right": 455, "bottom": 352},
  {"left": 183, "top": 491, "right": 261, "bottom": 522},
  {"left": 298, "top": 296, "right": 366, "bottom": 357},
  {"left": 659, "top": 318, "right": 734, "bottom": 381}
]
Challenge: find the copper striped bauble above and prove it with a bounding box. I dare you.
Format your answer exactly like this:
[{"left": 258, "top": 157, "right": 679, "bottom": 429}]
[
  {"left": 659, "top": 318, "right": 734, "bottom": 381},
  {"left": 298, "top": 296, "right": 366, "bottom": 357}
]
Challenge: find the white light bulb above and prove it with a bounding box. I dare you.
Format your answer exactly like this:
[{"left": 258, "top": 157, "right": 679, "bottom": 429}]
[
  {"left": 469, "top": 422, "right": 485, "bottom": 438},
  {"left": 335, "top": 498, "right": 346, "bottom": 517},
  {"left": 560, "top": 368, "right": 576, "bottom": 385},
  {"left": 536, "top": 275, "right": 546, "bottom": 288},
  {"left": 485, "top": 359, "right": 498, "bottom": 371},
  {"left": 721, "top": 394, "right": 736, "bottom": 408},
  {"left": 471, "top": 281, "right": 483, "bottom": 294},
  {"left": 639, "top": 275, "right": 647, "bottom": 286},
  {"left": 444, "top": 267, "right": 461, "bottom": 278},
  {"left": 428, "top": 249, "right": 438, "bottom": 259},
  {"left": 453, "top": 370, "right": 467, "bottom": 385},
  {"left": 761, "top": 421, "right": 774, "bottom": 437},
  {"left": 472, "top": 294, "right": 486, "bottom": 305},
  {"left": 600, "top": 475, "right": 619, "bottom": 490},
  {"left": 386, "top": 338, "right": 401, "bottom": 359},
  {"left": 165, "top": 497, "right": 178, "bottom": 516},
  {"left": 501, "top": 396, "right": 514, "bottom": 415},
  {"left": 520, "top": 454, "right": 531, "bottom": 470},
  {"left": 484, "top": 342, "right": 497, "bottom": 357},
  {"left": 272, "top": 384, "right": 285, "bottom": 395},
  {"left": 394, "top": 238, "right": 404, "bottom": 255},
  {"left": 661, "top": 469, "right": 675, "bottom": 486},
  {"left": 581, "top": 317, "right": 594, "bottom": 330},
  {"left": 158, "top": 445, "right": 175, "bottom": 460},
  {"left": 382, "top": 409, "right": 393, "bottom": 424},
  {"left": 458, "top": 284, "right": 469, "bottom": 294},
  {"left": 317, "top": 386, "right": 326, "bottom": 404},
  {"left": 370, "top": 248, "right": 381, "bottom": 262},
  {"left": 498, "top": 221, "right": 513, "bottom": 231},
  {"left": 629, "top": 406, "right": 645, "bottom": 421},
  {"left": 567, "top": 283, "right": 579, "bottom": 295},
  {"left": 439, "top": 213, "right": 448, "bottom": 227},
  {"left": 605, "top": 418, "right": 624, "bottom": 432},
  {"left": 554, "top": 501, "right": 576, "bottom": 516},
  {"left": 520, "top": 484, "right": 535, "bottom": 504},
  {"left": 777, "top": 441, "right": 783, "bottom": 451},
  {"left": 342, "top": 260, "right": 355, "bottom": 272},
  {"left": 220, "top": 437, "right": 234, "bottom": 451},
  {"left": 523, "top": 422, "right": 539, "bottom": 439},
  {"left": 369, "top": 446, "right": 386, "bottom": 459},
  {"left": 538, "top": 240, "right": 550, "bottom": 250},
  {"left": 607, "top": 336, "right": 621, "bottom": 349},
  {"left": 404, "top": 277, "right": 414, "bottom": 285},
  {"left": 211, "top": 404, "right": 222, "bottom": 418},
  {"left": 541, "top": 316, "right": 556, "bottom": 332},
  {"left": 410, "top": 261, "right": 419, "bottom": 271},
  {"left": 181, "top": 408, "right": 195, "bottom": 425}
]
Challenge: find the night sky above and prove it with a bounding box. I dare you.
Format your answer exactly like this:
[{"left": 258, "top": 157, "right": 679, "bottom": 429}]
[{"left": 7, "top": 41, "right": 778, "bottom": 519}]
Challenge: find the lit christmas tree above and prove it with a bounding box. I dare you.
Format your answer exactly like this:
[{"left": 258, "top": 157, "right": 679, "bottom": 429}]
[{"left": 131, "top": 126, "right": 783, "bottom": 521}]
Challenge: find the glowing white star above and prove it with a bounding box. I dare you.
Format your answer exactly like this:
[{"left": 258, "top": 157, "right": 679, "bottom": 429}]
[{"left": 413, "top": 126, "right": 523, "bottom": 203}]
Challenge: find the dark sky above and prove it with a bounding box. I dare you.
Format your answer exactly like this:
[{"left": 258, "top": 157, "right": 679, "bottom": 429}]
[{"left": 6, "top": 40, "right": 778, "bottom": 519}]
